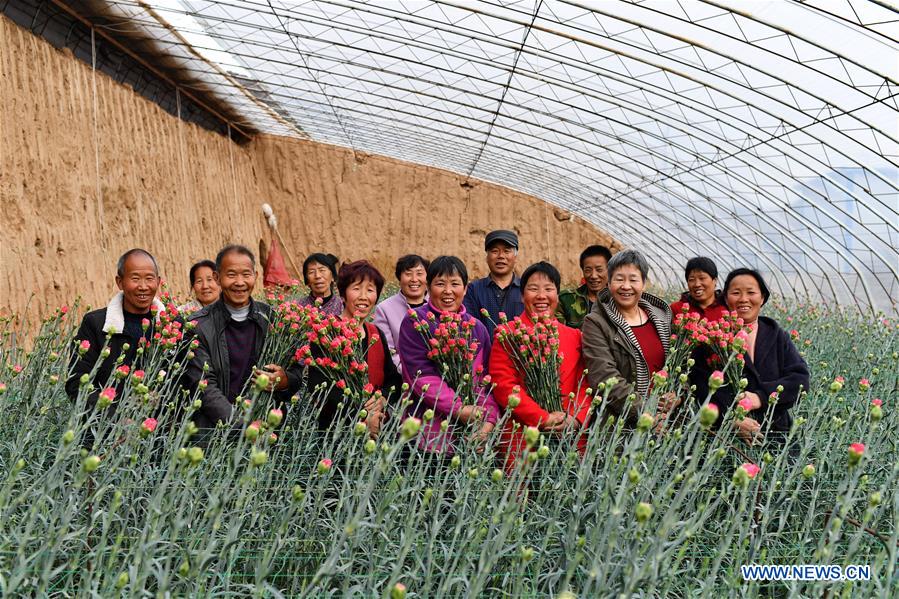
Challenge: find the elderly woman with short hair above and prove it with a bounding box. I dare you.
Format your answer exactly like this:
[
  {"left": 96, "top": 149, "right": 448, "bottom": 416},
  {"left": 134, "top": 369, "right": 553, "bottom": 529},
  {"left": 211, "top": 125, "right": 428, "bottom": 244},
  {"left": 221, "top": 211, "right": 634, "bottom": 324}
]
[
  {"left": 581, "top": 249, "right": 675, "bottom": 427},
  {"left": 299, "top": 253, "right": 344, "bottom": 316}
]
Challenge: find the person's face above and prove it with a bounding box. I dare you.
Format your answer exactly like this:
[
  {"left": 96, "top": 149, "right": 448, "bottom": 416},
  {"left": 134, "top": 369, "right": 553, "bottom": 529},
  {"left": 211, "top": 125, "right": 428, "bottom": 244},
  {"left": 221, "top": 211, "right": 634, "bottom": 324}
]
[
  {"left": 192, "top": 266, "right": 220, "bottom": 306},
  {"left": 399, "top": 264, "right": 427, "bottom": 302},
  {"left": 608, "top": 264, "right": 645, "bottom": 312},
  {"left": 486, "top": 242, "right": 517, "bottom": 277},
  {"left": 216, "top": 252, "right": 256, "bottom": 308},
  {"left": 582, "top": 255, "right": 608, "bottom": 293},
  {"left": 115, "top": 253, "right": 159, "bottom": 314},
  {"left": 343, "top": 277, "right": 379, "bottom": 319},
  {"left": 306, "top": 261, "right": 333, "bottom": 297},
  {"left": 522, "top": 273, "right": 559, "bottom": 317},
  {"left": 726, "top": 275, "right": 764, "bottom": 323},
  {"left": 429, "top": 272, "right": 467, "bottom": 313},
  {"left": 686, "top": 269, "right": 716, "bottom": 307}
]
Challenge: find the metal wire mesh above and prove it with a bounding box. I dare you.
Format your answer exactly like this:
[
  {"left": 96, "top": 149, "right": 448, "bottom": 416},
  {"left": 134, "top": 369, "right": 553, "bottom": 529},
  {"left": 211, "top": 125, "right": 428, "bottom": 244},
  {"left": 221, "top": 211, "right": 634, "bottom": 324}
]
[{"left": 23, "top": 0, "right": 899, "bottom": 311}]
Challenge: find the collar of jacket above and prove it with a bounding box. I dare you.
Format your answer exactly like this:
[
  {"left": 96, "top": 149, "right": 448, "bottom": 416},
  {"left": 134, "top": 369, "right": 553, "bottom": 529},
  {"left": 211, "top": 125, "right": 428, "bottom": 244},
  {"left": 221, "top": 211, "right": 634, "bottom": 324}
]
[
  {"left": 596, "top": 288, "right": 672, "bottom": 398},
  {"left": 102, "top": 291, "right": 167, "bottom": 334},
  {"left": 199, "top": 298, "right": 272, "bottom": 328},
  {"left": 678, "top": 289, "right": 726, "bottom": 311}
]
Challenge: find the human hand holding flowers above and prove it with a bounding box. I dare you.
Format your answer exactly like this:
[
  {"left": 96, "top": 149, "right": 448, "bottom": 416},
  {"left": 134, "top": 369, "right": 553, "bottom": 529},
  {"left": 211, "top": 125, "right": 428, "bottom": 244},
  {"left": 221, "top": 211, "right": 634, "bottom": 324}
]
[
  {"left": 456, "top": 405, "right": 483, "bottom": 424},
  {"left": 541, "top": 412, "right": 578, "bottom": 432},
  {"left": 254, "top": 364, "right": 288, "bottom": 391},
  {"left": 734, "top": 416, "right": 762, "bottom": 445},
  {"left": 738, "top": 391, "right": 762, "bottom": 411}
]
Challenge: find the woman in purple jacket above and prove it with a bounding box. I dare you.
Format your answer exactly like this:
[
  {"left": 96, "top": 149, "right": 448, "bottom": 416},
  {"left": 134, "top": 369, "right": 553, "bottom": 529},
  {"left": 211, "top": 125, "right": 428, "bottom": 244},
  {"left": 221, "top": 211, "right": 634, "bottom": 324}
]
[
  {"left": 373, "top": 254, "right": 430, "bottom": 375},
  {"left": 397, "top": 256, "right": 500, "bottom": 457}
]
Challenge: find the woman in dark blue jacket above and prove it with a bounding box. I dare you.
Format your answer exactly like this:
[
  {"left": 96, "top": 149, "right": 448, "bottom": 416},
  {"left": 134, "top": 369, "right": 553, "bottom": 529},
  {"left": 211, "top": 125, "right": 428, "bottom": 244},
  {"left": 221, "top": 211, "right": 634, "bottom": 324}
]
[{"left": 692, "top": 268, "right": 809, "bottom": 446}]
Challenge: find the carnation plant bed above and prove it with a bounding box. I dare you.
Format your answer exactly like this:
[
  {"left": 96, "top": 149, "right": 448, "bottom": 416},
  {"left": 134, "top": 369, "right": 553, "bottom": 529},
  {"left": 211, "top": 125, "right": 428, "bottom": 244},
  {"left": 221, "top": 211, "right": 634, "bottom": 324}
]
[{"left": 0, "top": 299, "right": 895, "bottom": 597}]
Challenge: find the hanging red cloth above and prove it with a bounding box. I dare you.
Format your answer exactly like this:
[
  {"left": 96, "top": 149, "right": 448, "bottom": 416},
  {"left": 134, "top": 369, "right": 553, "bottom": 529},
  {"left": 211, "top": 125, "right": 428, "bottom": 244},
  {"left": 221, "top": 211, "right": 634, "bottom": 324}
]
[{"left": 263, "top": 236, "right": 292, "bottom": 288}]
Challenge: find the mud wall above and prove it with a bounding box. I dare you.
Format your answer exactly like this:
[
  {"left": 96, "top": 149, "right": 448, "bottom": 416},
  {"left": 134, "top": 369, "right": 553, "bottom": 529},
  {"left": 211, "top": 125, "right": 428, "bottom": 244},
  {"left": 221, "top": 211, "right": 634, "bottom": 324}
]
[{"left": 0, "top": 14, "right": 617, "bottom": 321}]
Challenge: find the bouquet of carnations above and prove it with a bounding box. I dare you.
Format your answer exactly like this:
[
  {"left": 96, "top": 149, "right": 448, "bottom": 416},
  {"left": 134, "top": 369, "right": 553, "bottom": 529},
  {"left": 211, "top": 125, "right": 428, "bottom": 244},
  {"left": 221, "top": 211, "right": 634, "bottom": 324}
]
[
  {"left": 495, "top": 314, "right": 564, "bottom": 413},
  {"left": 408, "top": 309, "right": 480, "bottom": 403},
  {"left": 294, "top": 310, "right": 375, "bottom": 399},
  {"left": 259, "top": 299, "right": 317, "bottom": 367},
  {"left": 670, "top": 307, "right": 749, "bottom": 391}
]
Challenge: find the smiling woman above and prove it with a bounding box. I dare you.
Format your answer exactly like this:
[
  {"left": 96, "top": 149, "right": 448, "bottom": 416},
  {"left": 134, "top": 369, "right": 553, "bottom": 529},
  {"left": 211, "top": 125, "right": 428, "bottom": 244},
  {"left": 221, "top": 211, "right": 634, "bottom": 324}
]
[
  {"left": 690, "top": 268, "right": 810, "bottom": 449},
  {"left": 670, "top": 257, "right": 728, "bottom": 322},
  {"left": 581, "top": 250, "right": 675, "bottom": 428},
  {"left": 305, "top": 260, "right": 400, "bottom": 433}
]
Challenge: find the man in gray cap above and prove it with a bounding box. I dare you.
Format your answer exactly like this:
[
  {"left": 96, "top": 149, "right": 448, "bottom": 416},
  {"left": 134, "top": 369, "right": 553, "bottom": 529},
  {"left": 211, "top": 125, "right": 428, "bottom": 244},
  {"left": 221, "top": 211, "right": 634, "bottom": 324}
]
[{"left": 463, "top": 229, "right": 524, "bottom": 337}]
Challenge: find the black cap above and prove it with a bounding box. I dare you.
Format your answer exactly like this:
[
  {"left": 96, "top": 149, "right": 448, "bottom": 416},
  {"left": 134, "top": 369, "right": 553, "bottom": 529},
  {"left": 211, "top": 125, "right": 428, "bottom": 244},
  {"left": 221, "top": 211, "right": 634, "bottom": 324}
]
[{"left": 484, "top": 229, "right": 519, "bottom": 250}]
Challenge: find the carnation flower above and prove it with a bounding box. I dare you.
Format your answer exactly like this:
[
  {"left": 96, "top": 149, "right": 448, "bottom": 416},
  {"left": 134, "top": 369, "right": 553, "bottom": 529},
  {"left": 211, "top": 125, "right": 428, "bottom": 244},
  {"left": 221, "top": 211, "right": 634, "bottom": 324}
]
[
  {"left": 141, "top": 418, "right": 158, "bottom": 436},
  {"left": 858, "top": 378, "right": 871, "bottom": 391},
  {"left": 741, "top": 463, "right": 760, "bottom": 478},
  {"left": 699, "top": 403, "right": 719, "bottom": 427},
  {"left": 267, "top": 408, "right": 283, "bottom": 427},
  {"left": 97, "top": 387, "right": 117, "bottom": 409},
  {"left": 848, "top": 443, "right": 865, "bottom": 467},
  {"left": 317, "top": 458, "right": 333, "bottom": 474},
  {"left": 708, "top": 370, "right": 725, "bottom": 392}
]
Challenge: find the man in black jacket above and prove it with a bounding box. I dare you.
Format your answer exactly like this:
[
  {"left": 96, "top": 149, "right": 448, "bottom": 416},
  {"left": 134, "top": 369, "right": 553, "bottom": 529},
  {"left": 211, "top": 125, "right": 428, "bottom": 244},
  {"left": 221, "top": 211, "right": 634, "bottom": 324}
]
[
  {"left": 67, "top": 249, "right": 166, "bottom": 409},
  {"left": 185, "top": 244, "right": 303, "bottom": 429}
]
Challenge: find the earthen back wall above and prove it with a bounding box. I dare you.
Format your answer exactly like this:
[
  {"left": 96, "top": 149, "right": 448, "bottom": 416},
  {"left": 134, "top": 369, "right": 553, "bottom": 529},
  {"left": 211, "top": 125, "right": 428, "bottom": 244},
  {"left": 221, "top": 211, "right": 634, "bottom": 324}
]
[
  {"left": 0, "top": 15, "right": 616, "bottom": 321},
  {"left": 0, "top": 16, "right": 262, "bottom": 320}
]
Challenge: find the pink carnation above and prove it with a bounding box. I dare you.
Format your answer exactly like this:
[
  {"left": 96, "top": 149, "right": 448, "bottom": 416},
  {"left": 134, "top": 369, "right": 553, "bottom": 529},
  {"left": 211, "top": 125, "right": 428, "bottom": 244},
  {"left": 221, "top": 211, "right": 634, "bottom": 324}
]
[{"left": 741, "top": 463, "right": 760, "bottom": 479}]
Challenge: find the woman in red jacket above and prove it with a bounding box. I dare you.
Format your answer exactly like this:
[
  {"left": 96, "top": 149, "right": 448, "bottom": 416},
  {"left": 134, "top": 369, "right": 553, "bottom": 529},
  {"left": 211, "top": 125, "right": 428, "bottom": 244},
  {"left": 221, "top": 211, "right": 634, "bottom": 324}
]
[{"left": 489, "top": 262, "right": 592, "bottom": 471}]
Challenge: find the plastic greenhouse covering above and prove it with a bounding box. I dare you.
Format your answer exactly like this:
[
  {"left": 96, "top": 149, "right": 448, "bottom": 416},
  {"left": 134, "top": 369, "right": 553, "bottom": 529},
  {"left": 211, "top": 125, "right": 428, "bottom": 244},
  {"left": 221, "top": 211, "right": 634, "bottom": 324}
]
[{"left": 96, "top": 0, "right": 897, "bottom": 313}]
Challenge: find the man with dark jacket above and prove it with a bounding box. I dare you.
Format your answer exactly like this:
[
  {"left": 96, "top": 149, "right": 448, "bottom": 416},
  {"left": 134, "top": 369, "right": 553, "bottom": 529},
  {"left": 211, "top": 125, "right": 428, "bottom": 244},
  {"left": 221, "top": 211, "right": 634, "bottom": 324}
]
[
  {"left": 67, "top": 249, "right": 166, "bottom": 409},
  {"left": 185, "top": 244, "right": 303, "bottom": 428}
]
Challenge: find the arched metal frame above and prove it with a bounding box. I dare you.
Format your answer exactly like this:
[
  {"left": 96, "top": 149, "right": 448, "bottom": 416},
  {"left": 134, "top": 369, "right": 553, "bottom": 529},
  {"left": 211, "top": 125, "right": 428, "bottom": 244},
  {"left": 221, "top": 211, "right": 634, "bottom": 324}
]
[{"left": 95, "top": 0, "right": 898, "bottom": 313}]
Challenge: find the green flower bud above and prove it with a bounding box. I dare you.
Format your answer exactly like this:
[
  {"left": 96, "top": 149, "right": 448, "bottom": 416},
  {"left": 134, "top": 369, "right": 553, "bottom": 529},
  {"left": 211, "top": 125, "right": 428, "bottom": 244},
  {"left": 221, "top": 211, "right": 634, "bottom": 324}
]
[
  {"left": 628, "top": 468, "right": 640, "bottom": 484},
  {"left": 450, "top": 455, "right": 461, "bottom": 469},
  {"left": 116, "top": 572, "right": 129, "bottom": 589},
  {"left": 537, "top": 445, "right": 550, "bottom": 459},
  {"left": 250, "top": 449, "right": 267, "bottom": 467},
  {"left": 523, "top": 426, "right": 540, "bottom": 448},
  {"left": 635, "top": 501, "right": 653, "bottom": 523},
  {"left": 363, "top": 439, "right": 376, "bottom": 454},
  {"left": 83, "top": 455, "right": 101, "bottom": 473},
  {"left": 636, "top": 413, "right": 654, "bottom": 432},
  {"left": 62, "top": 429, "right": 75, "bottom": 445},
  {"left": 491, "top": 468, "right": 504, "bottom": 483},
  {"left": 802, "top": 464, "right": 815, "bottom": 478},
  {"left": 187, "top": 447, "right": 204, "bottom": 465},
  {"left": 521, "top": 546, "right": 534, "bottom": 561}
]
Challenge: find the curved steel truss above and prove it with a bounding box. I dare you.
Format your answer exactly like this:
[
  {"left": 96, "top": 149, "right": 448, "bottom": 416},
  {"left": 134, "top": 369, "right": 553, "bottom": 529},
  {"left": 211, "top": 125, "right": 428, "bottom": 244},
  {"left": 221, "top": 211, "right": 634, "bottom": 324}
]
[{"left": 94, "top": 0, "right": 898, "bottom": 312}]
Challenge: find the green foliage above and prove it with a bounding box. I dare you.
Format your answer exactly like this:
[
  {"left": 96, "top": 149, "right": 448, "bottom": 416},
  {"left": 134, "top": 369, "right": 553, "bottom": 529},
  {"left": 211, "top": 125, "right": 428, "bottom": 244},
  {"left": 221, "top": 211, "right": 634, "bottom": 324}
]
[{"left": 0, "top": 302, "right": 895, "bottom": 597}]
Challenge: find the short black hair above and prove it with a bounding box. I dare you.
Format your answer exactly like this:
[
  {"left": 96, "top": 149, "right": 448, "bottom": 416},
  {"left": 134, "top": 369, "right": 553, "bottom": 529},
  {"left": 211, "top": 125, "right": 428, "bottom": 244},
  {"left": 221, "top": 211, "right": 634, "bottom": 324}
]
[
  {"left": 337, "top": 260, "right": 386, "bottom": 300},
  {"left": 520, "top": 261, "right": 561, "bottom": 293},
  {"left": 684, "top": 257, "right": 718, "bottom": 281},
  {"left": 302, "top": 253, "right": 339, "bottom": 286},
  {"left": 723, "top": 268, "right": 771, "bottom": 305},
  {"left": 116, "top": 248, "right": 158, "bottom": 278},
  {"left": 215, "top": 245, "right": 256, "bottom": 272},
  {"left": 189, "top": 259, "right": 216, "bottom": 287},
  {"left": 394, "top": 254, "right": 430, "bottom": 281},
  {"left": 579, "top": 245, "right": 612, "bottom": 269},
  {"left": 427, "top": 256, "right": 468, "bottom": 287}
]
